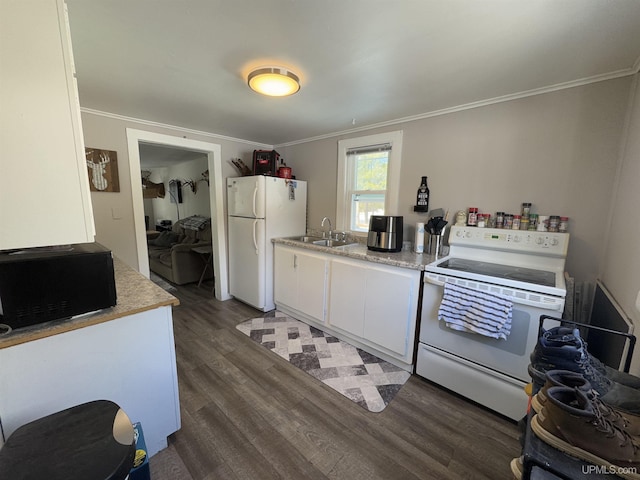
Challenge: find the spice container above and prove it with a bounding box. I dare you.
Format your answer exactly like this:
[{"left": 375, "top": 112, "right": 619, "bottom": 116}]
[
  {"left": 495, "top": 212, "right": 504, "bottom": 229},
  {"left": 512, "top": 215, "right": 521, "bottom": 230},
  {"left": 520, "top": 218, "right": 530, "bottom": 230},
  {"left": 537, "top": 216, "right": 548, "bottom": 231},
  {"left": 521, "top": 202, "right": 531, "bottom": 220},
  {"left": 477, "top": 214, "right": 486, "bottom": 228},
  {"left": 548, "top": 215, "right": 560, "bottom": 232},
  {"left": 467, "top": 208, "right": 478, "bottom": 226},
  {"left": 504, "top": 214, "right": 514, "bottom": 229},
  {"left": 528, "top": 214, "right": 538, "bottom": 231},
  {"left": 559, "top": 216, "right": 569, "bottom": 233}
]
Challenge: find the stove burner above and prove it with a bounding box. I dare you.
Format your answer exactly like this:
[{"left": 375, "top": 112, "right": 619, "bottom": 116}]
[{"left": 437, "top": 258, "right": 556, "bottom": 287}]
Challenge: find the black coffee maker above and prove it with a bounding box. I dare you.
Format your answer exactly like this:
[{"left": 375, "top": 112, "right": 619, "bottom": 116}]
[{"left": 367, "top": 215, "right": 403, "bottom": 252}]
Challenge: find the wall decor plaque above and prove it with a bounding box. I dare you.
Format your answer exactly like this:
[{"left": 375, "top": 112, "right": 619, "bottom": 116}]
[{"left": 86, "top": 148, "right": 120, "bottom": 192}]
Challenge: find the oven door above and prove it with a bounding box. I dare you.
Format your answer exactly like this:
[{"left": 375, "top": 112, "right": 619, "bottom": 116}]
[{"left": 419, "top": 272, "right": 564, "bottom": 382}]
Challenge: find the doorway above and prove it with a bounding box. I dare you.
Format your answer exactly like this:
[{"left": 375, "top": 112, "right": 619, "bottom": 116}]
[{"left": 126, "top": 129, "right": 230, "bottom": 301}]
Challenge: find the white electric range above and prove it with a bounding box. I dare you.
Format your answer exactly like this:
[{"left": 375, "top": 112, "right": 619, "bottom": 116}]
[{"left": 416, "top": 225, "right": 570, "bottom": 420}]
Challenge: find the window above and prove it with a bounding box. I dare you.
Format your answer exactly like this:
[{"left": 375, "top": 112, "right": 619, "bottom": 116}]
[{"left": 337, "top": 131, "right": 403, "bottom": 233}]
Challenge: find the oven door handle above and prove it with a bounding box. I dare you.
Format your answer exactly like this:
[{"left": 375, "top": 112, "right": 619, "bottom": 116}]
[
  {"left": 424, "top": 275, "right": 564, "bottom": 311},
  {"left": 508, "top": 297, "right": 564, "bottom": 311},
  {"left": 424, "top": 275, "right": 446, "bottom": 287}
]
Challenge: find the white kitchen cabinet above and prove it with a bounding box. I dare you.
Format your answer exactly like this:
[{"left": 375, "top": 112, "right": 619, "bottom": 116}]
[
  {"left": 327, "top": 259, "right": 367, "bottom": 336},
  {"left": 0, "top": 0, "right": 95, "bottom": 250},
  {"left": 274, "top": 244, "right": 328, "bottom": 322},
  {"left": 274, "top": 242, "right": 421, "bottom": 370},
  {"left": 328, "top": 256, "right": 420, "bottom": 363},
  {"left": 364, "top": 266, "right": 417, "bottom": 356}
]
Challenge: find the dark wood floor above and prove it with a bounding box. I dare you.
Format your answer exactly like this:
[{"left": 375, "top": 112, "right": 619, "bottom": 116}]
[{"left": 148, "top": 280, "right": 522, "bottom": 480}]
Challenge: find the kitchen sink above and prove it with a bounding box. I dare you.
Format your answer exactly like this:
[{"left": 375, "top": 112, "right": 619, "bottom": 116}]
[
  {"left": 311, "top": 239, "right": 356, "bottom": 247},
  {"left": 296, "top": 235, "right": 324, "bottom": 243},
  {"left": 285, "top": 235, "right": 357, "bottom": 248}
]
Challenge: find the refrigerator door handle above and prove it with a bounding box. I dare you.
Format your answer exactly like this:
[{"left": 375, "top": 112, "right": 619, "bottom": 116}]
[
  {"left": 252, "top": 183, "right": 258, "bottom": 218},
  {"left": 252, "top": 219, "right": 259, "bottom": 254}
]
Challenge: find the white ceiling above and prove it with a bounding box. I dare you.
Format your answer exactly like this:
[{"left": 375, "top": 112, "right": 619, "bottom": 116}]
[{"left": 66, "top": 0, "right": 640, "bottom": 146}]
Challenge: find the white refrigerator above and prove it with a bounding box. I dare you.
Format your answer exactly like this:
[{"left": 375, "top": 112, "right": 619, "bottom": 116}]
[{"left": 227, "top": 175, "right": 307, "bottom": 311}]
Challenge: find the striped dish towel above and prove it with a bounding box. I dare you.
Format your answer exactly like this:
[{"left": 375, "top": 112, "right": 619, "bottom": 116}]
[{"left": 438, "top": 282, "right": 513, "bottom": 340}]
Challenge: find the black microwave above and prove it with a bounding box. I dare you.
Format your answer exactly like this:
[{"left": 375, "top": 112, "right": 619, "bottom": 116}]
[{"left": 0, "top": 242, "right": 117, "bottom": 331}]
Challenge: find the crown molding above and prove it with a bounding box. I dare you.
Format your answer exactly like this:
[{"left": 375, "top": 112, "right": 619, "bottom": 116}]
[
  {"left": 275, "top": 68, "right": 637, "bottom": 148},
  {"left": 80, "top": 108, "right": 273, "bottom": 149}
]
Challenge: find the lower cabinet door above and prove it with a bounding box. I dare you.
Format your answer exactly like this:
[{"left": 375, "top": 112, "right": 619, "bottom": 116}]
[
  {"left": 364, "top": 266, "right": 416, "bottom": 356},
  {"left": 274, "top": 245, "right": 328, "bottom": 322},
  {"left": 328, "top": 259, "right": 366, "bottom": 337},
  {"left": 274, "top": 245, "right": 298, "bottom": 308},
  {"left": 296, "top": 252, "right": 328, "bottom": 322}
]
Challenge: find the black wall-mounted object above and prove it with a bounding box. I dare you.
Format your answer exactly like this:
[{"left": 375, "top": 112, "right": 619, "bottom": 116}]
[
  {"left": 584, "top": 280, "right": 635, "bottom": 371},
  {"left": 168, "top": 180, "right": 183, "bottom": 203}
]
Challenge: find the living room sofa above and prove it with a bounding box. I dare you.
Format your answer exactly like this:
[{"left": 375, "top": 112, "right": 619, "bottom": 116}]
[{"left": 148, "top": 215, "right": 214, "bottom": 285}]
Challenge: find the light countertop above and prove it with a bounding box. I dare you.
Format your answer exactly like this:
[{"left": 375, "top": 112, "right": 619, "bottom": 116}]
[
  {"left": 272, "top": 237, "right": 438, "bottom": 271},
  {"left": 0, "top": 258, "right": 179, "bottom": 349}
]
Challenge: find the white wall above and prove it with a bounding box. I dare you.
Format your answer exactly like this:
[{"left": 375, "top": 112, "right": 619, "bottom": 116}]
[
  {"left": 602, "top": 74, "right": 640, "bottom": 374},
  {"left": 280, "top": 77, "right": 633, "bottom": 288},
  {"left": 146, "top": 157, "right": 211, "bottom": 225},
  {"left": 81, "top": 111, "right": 270, "bottom": 269}
]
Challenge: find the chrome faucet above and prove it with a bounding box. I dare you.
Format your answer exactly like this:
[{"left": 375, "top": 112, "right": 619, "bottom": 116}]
[{"left": 321, "top": 217, "right": 333, "bottom": 239}]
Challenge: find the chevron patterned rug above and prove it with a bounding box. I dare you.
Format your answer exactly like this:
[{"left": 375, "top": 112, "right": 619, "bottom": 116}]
[{"left": 236, "top": 312, "right": 410, "bottom": 412}]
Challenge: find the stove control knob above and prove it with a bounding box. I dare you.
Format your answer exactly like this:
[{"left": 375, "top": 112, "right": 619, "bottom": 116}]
[
  {"left": 535, "top": 237, "right": 544, "bottom": 245},
  {"left": 456, "top": 230, "right": 463, "bottom": 237},
  {"left": 466, "top": 231, "right": 472, "bottom": 238},
  {"left": 551, "top": 237, "right": 559, "bottom": 246},
  {"left": 513, "top": 235, "right": 521, "bottom": 242}
]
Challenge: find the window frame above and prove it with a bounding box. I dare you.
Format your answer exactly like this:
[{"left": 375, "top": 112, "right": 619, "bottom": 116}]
[{"left": 336, "top": 130, "right": 403, "bottom": 235}]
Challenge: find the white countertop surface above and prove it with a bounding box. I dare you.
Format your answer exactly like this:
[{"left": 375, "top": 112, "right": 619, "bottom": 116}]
[{"left": 272, "top": 237, "right": 438, "bottom": 271}]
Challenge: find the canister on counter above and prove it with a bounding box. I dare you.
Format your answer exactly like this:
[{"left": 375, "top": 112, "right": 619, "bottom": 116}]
[
  {"left": 415, "top": 222, "right": 425, "bottom": 253},
  {"left": 455, "top": 210, "right": 467, "bottom": 226}
]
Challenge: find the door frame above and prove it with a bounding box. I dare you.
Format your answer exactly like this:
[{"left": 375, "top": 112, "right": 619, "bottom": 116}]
[{"left": 126, "top": 128, "right": 230, "bottom": 300}]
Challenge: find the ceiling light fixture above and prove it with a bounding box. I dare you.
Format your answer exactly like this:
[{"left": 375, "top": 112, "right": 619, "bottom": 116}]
[{"left": 247, "top": 67, "right": 300, "bottom": 97}]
